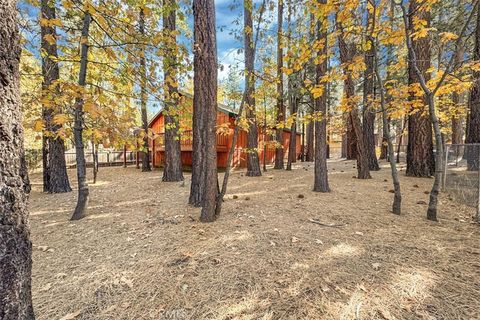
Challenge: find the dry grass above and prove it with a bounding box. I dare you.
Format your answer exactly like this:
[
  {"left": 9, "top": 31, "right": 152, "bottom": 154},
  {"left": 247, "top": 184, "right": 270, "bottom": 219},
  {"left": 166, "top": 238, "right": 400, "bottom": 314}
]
[{"left": 29, "top": 159, "right": 480, "bottom": 319}]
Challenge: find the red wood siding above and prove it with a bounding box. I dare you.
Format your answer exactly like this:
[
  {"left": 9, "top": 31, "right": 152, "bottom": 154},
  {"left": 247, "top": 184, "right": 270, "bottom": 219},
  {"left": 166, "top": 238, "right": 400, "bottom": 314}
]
[{"left": 149, "top": 97, "right": 301, "bottom": 168}]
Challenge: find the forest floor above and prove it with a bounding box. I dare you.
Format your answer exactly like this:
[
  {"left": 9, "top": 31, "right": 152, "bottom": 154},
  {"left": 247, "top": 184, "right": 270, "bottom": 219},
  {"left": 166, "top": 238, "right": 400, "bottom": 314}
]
[{"left": 29, "top": 159, "right": 479, "bottom": 320}]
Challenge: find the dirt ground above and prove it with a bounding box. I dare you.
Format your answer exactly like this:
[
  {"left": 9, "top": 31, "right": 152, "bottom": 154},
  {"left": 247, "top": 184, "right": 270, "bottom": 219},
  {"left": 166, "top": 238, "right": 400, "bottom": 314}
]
[{"left": 28, "top": 159, "right": 479, "bottom": 320}]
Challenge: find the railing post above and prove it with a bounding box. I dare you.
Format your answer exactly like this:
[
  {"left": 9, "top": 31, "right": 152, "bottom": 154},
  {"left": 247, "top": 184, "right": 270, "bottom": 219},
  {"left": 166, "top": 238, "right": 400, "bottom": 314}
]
[{"left": 123, "top": 145, "right": 127, "bottom": 168}]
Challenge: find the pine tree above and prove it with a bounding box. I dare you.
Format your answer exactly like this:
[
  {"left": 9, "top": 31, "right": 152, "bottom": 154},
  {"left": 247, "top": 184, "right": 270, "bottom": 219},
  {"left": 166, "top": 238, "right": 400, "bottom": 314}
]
[{"left": 0, "top": 0, "right": 35, "bottom": 316}]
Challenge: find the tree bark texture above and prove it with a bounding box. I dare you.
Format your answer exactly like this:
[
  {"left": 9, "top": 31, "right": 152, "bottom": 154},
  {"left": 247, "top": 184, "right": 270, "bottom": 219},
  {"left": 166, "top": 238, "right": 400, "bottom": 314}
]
[
  {"left": 162, "top": 1, "right": 184, "bottom": 182},
  {"left": 41, "top": 0, "right": 71, "bottom": 193},
  {"left": 193, "top": 0, "right": 219, "bottom": 222},
  {"left": 139, "top": 8, "right": 152, "bottom": 172},
  {"left": 313, "top": 0, "right": 330, "bottom": 192},
  {"left": 363, "top": 18, "right": 380, "bottom": 171},
  {"left": 71, "top": 12, "right": 91, "bottom": 221},
  {"left": 406, "top": 0, "right": 435, "bottom": 177},
  {"left": 274, "top": 0, "right": 285, "bottom": 169},
  {"left": 0, "top": 1, "right": 35, "bottom": 317},
  {"left": 244, "top": 0, "right": 261, "bottom": 176}
]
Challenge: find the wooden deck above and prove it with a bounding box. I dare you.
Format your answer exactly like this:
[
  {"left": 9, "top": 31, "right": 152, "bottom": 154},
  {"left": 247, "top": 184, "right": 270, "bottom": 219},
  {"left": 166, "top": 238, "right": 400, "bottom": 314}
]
[{"left": 153, "top": 130, "right": 229, "bottom": 152}]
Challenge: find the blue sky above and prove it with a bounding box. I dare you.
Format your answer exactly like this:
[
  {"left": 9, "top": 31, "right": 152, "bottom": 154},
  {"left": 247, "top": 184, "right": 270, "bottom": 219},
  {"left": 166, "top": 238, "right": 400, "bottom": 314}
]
[
  {"left": 214, "top": 0, "right": 276, "bottom": 81},
  {"left": 215, "top": 0, "right": 245, "bottom": 80},
  {"left": 20, "top": 0, "right": 266, "bottom": 81},
  {"left": 19, "top": 0, "right": 267, "bottom": 112}
]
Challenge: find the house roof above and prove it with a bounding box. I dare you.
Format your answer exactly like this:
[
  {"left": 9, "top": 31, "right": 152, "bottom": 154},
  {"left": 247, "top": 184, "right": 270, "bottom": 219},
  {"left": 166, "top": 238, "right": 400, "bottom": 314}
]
[{"left": 148, "top": 91, "right": 237, "bottom": 128}]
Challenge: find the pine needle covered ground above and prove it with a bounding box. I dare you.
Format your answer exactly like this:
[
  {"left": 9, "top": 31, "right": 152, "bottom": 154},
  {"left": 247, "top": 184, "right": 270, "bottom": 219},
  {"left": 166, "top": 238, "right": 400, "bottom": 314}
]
[{"left": 29, "top": 159, "right": 479, "bottom": 319}]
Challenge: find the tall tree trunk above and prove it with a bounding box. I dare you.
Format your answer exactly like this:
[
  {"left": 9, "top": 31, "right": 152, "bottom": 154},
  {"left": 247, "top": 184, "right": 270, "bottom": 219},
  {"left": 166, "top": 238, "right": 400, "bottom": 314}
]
[
  {"left": 71, "top": 12, "right": 91, "bottom": 221},
  {"left": 363, "top": 10, "right": 380, "bottom": 171},
  {"left": 286, "top": 94, "right": 297, "bottom": 171},
  {"left": 244, "top": 0, "right": 261, "bottom": 176},
  {"left": 41, "top": 0, "right": 71, "bottom": 193},
  {"left": 306, "top": 120, "right": 314, "bottom": 162},
  {"left": 375, "top": 49, "right": 402, "bottom": 215},
  {"left": 338, "top": 29, "right": 371, "bottom": 179},
  {"left": 162, "top": 0, "right": 184, "bottom": 182},
  {"left": 313, "top": 0, "right": 330, "bottom": 192},
  {"left": 139, "top": 8, "right": 152, "bottom": 172},
  {"left": 406, "top": 0, "right": 435, "bottom": 177},
  {"left": 305, "top": 13, "right": 315, "bottom": 163},
  {"left": 0, "top": 1, "right": 35, "bottom": 317},
  {"left": 466, "top": 3, "right": 480, "bottom": 171},
  {"left": 346, "top": 109, "right": 357, "bottom": 159},
  {"left": 274, "top": 0, "right": 285, "bottom": 169},
  {"left": 193, "top": 0, "right": 218, "bottom": 221},
  {"left": 370, "top": 0, "right": 402, "bottom": 214}
]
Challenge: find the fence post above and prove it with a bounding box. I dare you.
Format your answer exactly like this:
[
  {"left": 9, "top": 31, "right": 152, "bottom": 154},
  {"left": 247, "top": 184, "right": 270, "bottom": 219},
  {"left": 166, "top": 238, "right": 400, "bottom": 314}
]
[{"left": 123, "top": 145, "right": 127, "bottom": 168}]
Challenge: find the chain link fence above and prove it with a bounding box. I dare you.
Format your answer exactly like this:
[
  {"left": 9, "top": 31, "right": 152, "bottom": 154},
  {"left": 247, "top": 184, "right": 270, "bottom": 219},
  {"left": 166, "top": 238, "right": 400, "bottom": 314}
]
[{"left": 443, "top": 144, "right": 480, "bottom": 220}]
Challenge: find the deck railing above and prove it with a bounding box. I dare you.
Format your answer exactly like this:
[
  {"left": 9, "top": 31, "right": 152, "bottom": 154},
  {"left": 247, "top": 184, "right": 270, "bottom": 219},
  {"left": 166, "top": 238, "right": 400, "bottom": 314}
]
[{"left": 154, "top": 130, "right": 229, "bottom": 149}]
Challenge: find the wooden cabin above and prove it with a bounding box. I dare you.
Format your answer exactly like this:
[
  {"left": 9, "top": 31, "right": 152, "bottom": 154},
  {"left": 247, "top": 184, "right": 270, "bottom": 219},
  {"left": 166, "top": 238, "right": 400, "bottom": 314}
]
[{"left": 148, "top": 93, "right": 302, "bottom": 168}]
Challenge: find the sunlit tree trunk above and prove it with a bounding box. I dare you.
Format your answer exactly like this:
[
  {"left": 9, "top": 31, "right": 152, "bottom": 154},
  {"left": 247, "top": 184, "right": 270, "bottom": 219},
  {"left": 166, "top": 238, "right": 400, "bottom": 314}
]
[
  {"left": 0, "top": 1, "right": 35, "bottom": 317},
  {"left": 406, "top": 0, "right": 435, "bottom": 177},
  {"left": 274, "top": 0, "right": 285, "bottom": 169},
  {"left": 313, "top": 0, "right": 330, "bottom": 192},
  {"left": 244, "top": 0, "right": 261, "bottom": 176},
  {"left": 162, "top": 0, "right": 184, "bottom": 181},
  {"left": 363, "top": 8, "right": 380, "bottom": 171},
  {"left": 41, "top": 0, "right": 71, "bottom": 193},
  {"left": 139, "top": 8, "right": 152, "bottom": 172},
  {"left": 193, "top": 0, "right": 219, "bottom": 221},
  {"left": 71, "top": 12, "right": 91, "bottom": 221},
  {"left": 370, "top": 0, "right": 401, "bottom": 214}
]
